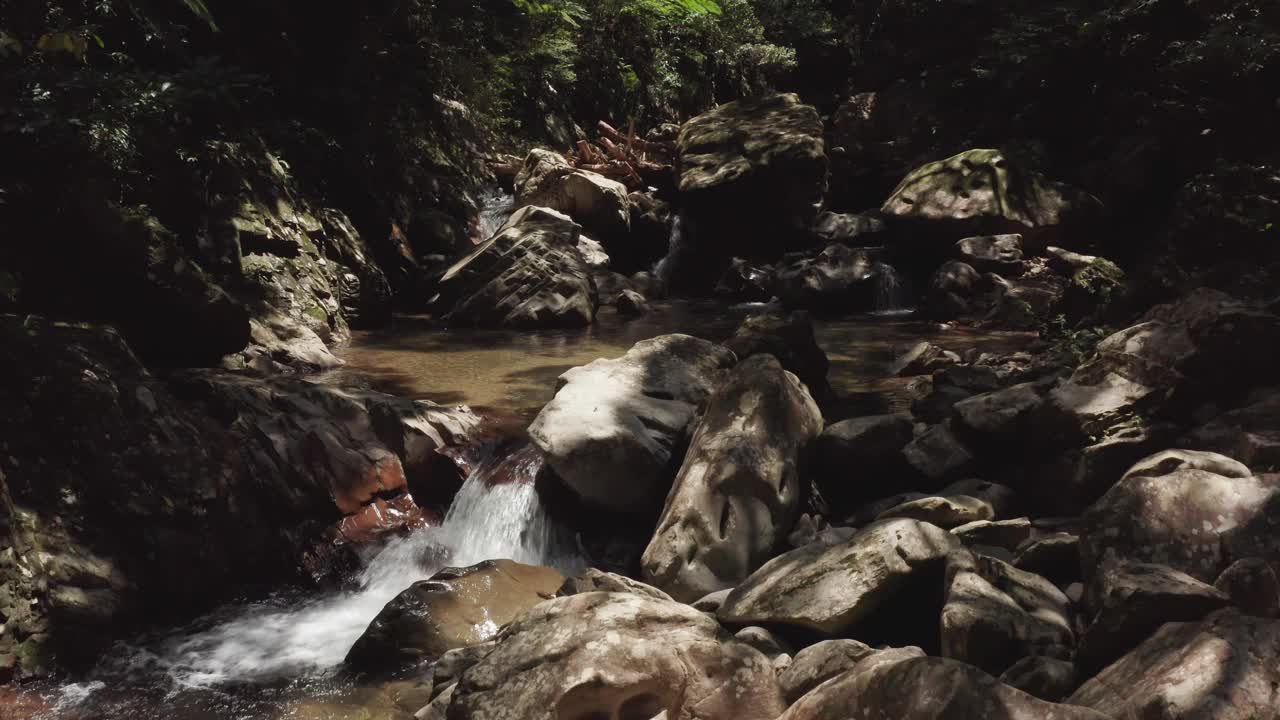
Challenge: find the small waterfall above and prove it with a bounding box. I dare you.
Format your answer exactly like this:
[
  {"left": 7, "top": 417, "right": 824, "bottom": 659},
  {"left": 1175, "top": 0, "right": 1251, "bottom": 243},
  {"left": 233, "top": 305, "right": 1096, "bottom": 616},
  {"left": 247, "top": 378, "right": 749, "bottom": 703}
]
[
  {"left": 475, "top": 188, "right": 516, "bottom": 242},
  {"left": 871, "top": 261, "right": 913, "bottom": 314},
  {"left": 101, "top": 443, "right": 581, "bottom": 689},
  {"left": 653, "top": 212, "right": 687, "bottom": 292}
]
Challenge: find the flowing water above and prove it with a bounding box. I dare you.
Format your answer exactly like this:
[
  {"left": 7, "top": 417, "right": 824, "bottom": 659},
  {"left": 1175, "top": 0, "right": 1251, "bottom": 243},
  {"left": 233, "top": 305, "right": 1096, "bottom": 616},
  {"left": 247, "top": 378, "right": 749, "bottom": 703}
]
[
  {"left": 474, "top": 188, "right": 516, "bottom": 241},
  {"left": 28, "top": 447, "right": 582, "bottom": 719}
]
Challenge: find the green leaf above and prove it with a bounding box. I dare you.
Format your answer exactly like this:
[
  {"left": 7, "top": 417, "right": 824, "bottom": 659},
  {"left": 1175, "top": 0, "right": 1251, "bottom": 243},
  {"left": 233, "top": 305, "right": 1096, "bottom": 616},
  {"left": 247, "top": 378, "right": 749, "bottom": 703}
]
[{"left": 182, "top": 0, "right": 220, "bottom": 31}]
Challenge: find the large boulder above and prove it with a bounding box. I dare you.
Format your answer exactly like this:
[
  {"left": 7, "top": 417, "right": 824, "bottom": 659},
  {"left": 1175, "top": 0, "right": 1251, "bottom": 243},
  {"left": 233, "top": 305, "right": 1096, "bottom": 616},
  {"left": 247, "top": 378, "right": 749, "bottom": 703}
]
[
  {"left": 718, "top": 519, "right": 961, "bottom": 647},
  {"left": 439, "top": 205, "right": 597, "bottom": 328},
  {"left": 773, "top": 244, "right": 886, "bottom": 312},
  {"left": 781, "top": 655, "right": 1111, "bottom": 720},
  {"left": 812, "top": 414, "right": 915, "bottom": 517},
  {"left": 882, "top": 149, "right": 1100, "bottom": 252},
  {"left": 528, "top": 335, "right": 736, "bottom": 512},
  {"left": 941, "top": 551, "right": 1074, "bottom": 675},
  {"left": 957, "top": 234, "right": 1025, "bottom": 274},
  {"left": 724, "top": 311, "right": 833, "bottom": 405},
  {"left": 514, "top": 149, "right": 632, "bottom": 240},
  {"left": 1069, "top": 610, "right": 1280, "bottom": 720},
  {"left": 344, "top": 560, "right": 564, "bottom": 672},
  {"left": 1081, "top": 450, "right": 1280, "bottom": 584},
  {"left": 447, "top": 592, "right": 785, "bottom": 720},
  {"left": 777, "top": 639, "right": 880, "bottom": 704},
  {"left": 641, "top": 355, "right": 823, "bottom": 602}
]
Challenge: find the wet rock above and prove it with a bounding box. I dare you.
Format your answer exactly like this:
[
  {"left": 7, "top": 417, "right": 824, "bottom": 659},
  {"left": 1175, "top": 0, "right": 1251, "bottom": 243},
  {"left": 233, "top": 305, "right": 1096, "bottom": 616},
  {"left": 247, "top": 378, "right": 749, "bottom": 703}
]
[
  {"left": 448, "top": 592, "right": 785, "bottom": 720},
  {"left": 903, "top": 425, "right": 976, "bottom": 486},
  {"left": 1077, "top": 562, "right": 1230, "bottom": 672},
  {"left": 999, "top": 656, "right": 1078, "bottom": 702},
  {"left": 714, "top": 257, "right": 776, "bottom": 302},
  {"left": 1081, "top": 452, "right": 1280, "bottom": 583},
  {"left": 724, "top": 311, "right": 832, "bottom": 405},
  {"left": 431, "top": 642, "right": 496, "bottom": 693},
  {"left": 528, "top": 334, "right": 736, "bottom": 512},
  {"left": 557, "top": 568, "right": 672, "bottom": 601},
  {"left": 575, "top": 236, "right": 610, "bottom": 272},
  {"left": 774, "top": 244, "right": 884, "bottom": 312},
  {"left": 642, "top": 355, "right": 823, "bottom": 602},
  {"left": 957, "top": 234, "right": 1025, "bottom": 274},
  {"left": 1214, "top": 557, "right": 1280, "bottom": 618},
  {"left": 892, "top": 341, "right": 961, "bottom": 376},
  {"left": 439, "top": 205, "right": 597, "bottom": 328},
  {"left": 913, "top": 384, "right": 976, "bottom": 424},
  {"left": 777, "top": 639, "right": 878, "bottom": 704},
  {"left": 613, "top": 288, "right": 649, "bottom": 316},
  {"left": 1069, "top": 610, "right": 1280, "bottom": 720},
  {"left": 882, "top": 149, "right": 1101, "bottom": 252},
  {"left": 812, "top": 414, "right": 914, "bottom": 516},
  {"left": 782, "top": 655, "right": 1110, "bottom": 720},
  {"left": 941, "top": 551, "right": 1074, "bottom": 675},
  {"left": 514, "top": 149, "right": 632, "bottom": 240},
  {"left": 345, "top": 560, "right": 564, "bottom": 672},
  {"left": 719, "top": 518, "right": 960, "bottom": 644},
  {"left": 416, "top": 683, "right": 454, "bottom": 720}
]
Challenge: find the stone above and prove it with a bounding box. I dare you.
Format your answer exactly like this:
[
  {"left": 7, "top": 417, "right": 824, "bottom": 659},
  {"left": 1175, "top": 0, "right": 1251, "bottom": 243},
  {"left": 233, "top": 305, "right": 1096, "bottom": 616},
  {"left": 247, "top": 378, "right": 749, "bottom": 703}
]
[
  {"left": 999, "top": 656, "right": 1078, "bottom": 702},
  {"left": 691, "top": 588, "right": 732, "bottom": 613},
  {"left": 812, "top": 414, "right": 915, "bottom": 516},
  {"left": 903, "top": 425, "right": 976, "bottom": 486},
  {"left": 613, "top": 288, "right": 649, "bottom": 316},
  {"left": 1121, "top": 448, "right": 1252, "bottom": 483},
  {"left": 1045, "top": 246, "right": 1098, "bottom": 275},
  {"left": 719, "top": 519, "right": 961, "bottom": 646},
  {"left": 557, "top": 568, "right": 672, "bottom": 601},
  {"left": 1186, "top": 391, "right": 1280, "bottom": 471},
  {"left": 514, "top": 149, "right": 632, "bottom": 240},
  {"left": 724, "top": 311, "right": 833, "bottom": 405},
  {"left": 642, "top": 355, "right": 823, "bottom": 602},
  {"left": 528, "top": 335, "right": 736, "bottom": 512},
  {"left": 734, "top": 626, "right": 792, "bottom": 659},
  {"left": 957, "top": 234, "right": 1025, "bottom": 274},
  {"left": 1081, "top": 454, "right": 1280, "bottom": 583},
  {"left": 1034, "top": 423, "right": 1182, "bottom": 514},
  {"left": 1214, "top": 557, "right": 1280, "bottom": 617},
  {"left": 951, "top": 382, "right": 1047, "bottom": 452},
  {"left": 344, "top": 560, "right": 564, "bottom": 672},
  {"left": 882, "top": 149, "right": 1101, "bottom": 251},
  {"left": 1077, "top": 562, "right": 1230, "bottom": 672},
  {"left": 1013, "top": 533, "right": 1081, "bottom": 586},
  {"left": 941, "top": 551, "right": 1074, "bottom": 676},
  {"left": 782, "top": 656, "right": 1110, "bottom": 720},
  {"left": 1069, "top": 610, "right": 1280, "bottom": 720},
  {"left": 575, "top": 236, "right": 610, "bottom": 271},
  {"left": 777, "top": 639, "right": 879, "bottom": 704},
  {"left": 953, "top": 518, "right": 1034, "bottom": 552},
  {"left": 417, "top": 683, "right": 454, "bottom": 720},
  {"left": 878, "top": 495, "right": 995, "bottom": 529},
  {"left": 773, "top": 244, "right": 885, "bottom": 312},
  {"left": 892, "top": 341, "right": 960, "bottom": 376},
  {"left": 448, "top": 592, "right": 785, "bottom": 720},
  {"left": 432, "top": 642, "right": 496, "bottom": 691},
  {"left": 813, "top": 211, "right": 885, "bottom": 244}
]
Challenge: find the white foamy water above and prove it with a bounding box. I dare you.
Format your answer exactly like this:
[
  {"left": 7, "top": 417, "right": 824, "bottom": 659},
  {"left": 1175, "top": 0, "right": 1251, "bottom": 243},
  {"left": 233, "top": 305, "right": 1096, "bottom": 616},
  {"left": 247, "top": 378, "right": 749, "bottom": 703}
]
[
  {"left": 872, "top": 261, "right": 914, "bottom": 315},
  {"left": 475, "top": 188, "right": 516, "bottom": 241},
  {"left": 97, "top": 445, "right": 582, "bottom": 690}
]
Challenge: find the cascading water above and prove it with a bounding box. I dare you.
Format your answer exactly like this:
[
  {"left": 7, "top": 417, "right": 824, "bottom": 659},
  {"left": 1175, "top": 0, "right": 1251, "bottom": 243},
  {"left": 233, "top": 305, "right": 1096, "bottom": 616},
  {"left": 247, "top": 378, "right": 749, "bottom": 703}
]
[
  {"left": 652, "top": 212, "right": 687, "bottom": 292},
  {"left": 57, "top": 442, "right": 582, "bottom": 714},
  {"left": 475, "top": 188, "right": 516, "bottom": 242},
  {"left": 871, "top": 261, "right": 913, "bottom": 314}
]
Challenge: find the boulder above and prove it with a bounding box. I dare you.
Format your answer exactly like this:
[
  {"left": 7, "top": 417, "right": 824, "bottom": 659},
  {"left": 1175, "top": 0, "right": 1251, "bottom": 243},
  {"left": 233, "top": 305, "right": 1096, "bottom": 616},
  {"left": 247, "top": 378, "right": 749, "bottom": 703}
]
[
  {"left": 614, "top": 288, "right": 649, "bottom": 316},
  {"left": 812, "top": 414, "right": 915, "bottom": 516},
  {"left": 1187, "top": 390, "right": 1280, "bottom": 471},
  {"left": 1069, "top": 610, "right": 1280, "bottom": 720},
  {"left": 677, "top": 93, "right": 827, "bottom": 246},
  {"left": 642, "top": 355, "right": 823, "bottom": 602},
  {"left": 718, "top": 519, "right": 961, "bottom": 646},
  {"left": 714, "top": 257, "right": 776, "bottom": 302},
  {"left": 998, "top": 656, "right": 1078, "bottom": 702},
  {"left": 953, "top": 518, "right": 1034, "bottom": 552},
  {"left": 575, "top": 236, "right": 610, "bottom": 271},
  {"left": 782, "top": 656, "right": 1111, "bottom": 720},
  {"left": 892, "top": 341, "right": 961, "bottom": 376},
  {"left": 903, "top": 425, "right": 976, "bottom": 486},
  {"left": 514, "top": 149, "right": 632, "bottom": 240},
  {"left": 777, "top": 639, "right": 879, "bottom": 704},
  {"left": 724, "top": 311, "right": 833, "bottom": 405},
  {"left": 1013, "top": 532, "right": 1081, "bottom": 586},
  {"left": 957, "top": 234, "right": 1025, "bottom": 274},
  {"left": 439, "top": 205, "right": 597, "bottom": 328},
  {"left": 951, "top": 382, "right": 1048, "bottom": 453},
  {"left": 528, "top": 335, "right": 736, "bottom": 512},
  {"left": 1214, "top": 557, "right": 1280, "bottom": 618},
  {"left": 774, "top": 244, "right": 884, "bottom": 312},
  {"left": 941, "top": 551, "right": 1074, "bottom": 675},
  {"left": 1077, "top": 562, "right": 1230, "bottom": 672},
  {"left": 1081, "top": 452, "right": 1280, "bottom": 583},
  {"left": 448, "top": 592, "right": 785, "bottom": 720},
  {"left": 813, "top": 211, "right": 886, "bottom": 244},
  {"left": 344, "top": 560, "right": 564, "bottom": 672},
  {"left": 878, "top": 494, "right": 996, "bottom": 529},
  {"left": 557, "top": 568, "right": 672, "bottom": 601},
  {"left": 882, "top": 149, "right": 1100, "bottom": 252},
  {"left": 1034, "top": 422, "right": 1181, "bottom": 513}
]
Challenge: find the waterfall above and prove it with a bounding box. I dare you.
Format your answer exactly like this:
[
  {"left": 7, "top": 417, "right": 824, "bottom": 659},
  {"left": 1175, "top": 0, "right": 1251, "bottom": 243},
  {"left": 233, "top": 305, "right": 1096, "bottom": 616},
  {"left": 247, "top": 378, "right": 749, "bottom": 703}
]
[
  {"left": 652, "top": 212, "right": 687, "bottom": 292},
  {"left": 102, "top": 443, "right": 582, "bottom": 689},
  {"left": 871, "top": 261, "right": 913, "bottom": 314},
  {"left": 475, "top": 188, "right": 516, "bottom": 241}
]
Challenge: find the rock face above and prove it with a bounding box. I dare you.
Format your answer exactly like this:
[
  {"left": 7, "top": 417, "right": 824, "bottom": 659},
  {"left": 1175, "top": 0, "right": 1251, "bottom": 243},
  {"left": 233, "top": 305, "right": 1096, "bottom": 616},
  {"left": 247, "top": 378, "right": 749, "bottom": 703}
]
[
  {"left": 642, "top": 355, "right": 823, "bottom": 602},
  {"left": 447, "top": 592, "right": 785, "bottom": 720},
  {"left": 1081, "top": 451, "right": 1280, "bottom": 583},
  {"left": 941, "top": 551, "right": 1073, "bottom": 675},
  {"left": 528, "top": 335, "right": 736, "bottom": 512},
  {"left": 781, "top": 656, "right": 1110, "bottom": 720},
  {"left": 719, "top": 519, "right": 961, "bottom": 644},
  {"left": 882, "top": 149, "right": 1099, "bottom": 251},
  {"left": 813, "top": 414, "right": 915, "bottom": 517},
  {"left": 345, "top": 560, "right": 564, "bottom": 671},
  {"left": 514, "top": 149, "right": 632, "bottom": 240},
  {"left": 1070, "top": 610, "right": 1280, "bottom": 720},
  {"left": 439, "top": 205, "right": 598, "bottom": 328}
]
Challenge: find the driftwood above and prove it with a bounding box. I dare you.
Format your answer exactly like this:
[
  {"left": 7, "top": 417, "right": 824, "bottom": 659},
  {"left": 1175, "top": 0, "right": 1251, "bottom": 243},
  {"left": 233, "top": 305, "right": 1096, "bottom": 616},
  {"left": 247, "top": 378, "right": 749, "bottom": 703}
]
[{"left": 489, "top": 120, "right": 675, "bottom": 193}]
